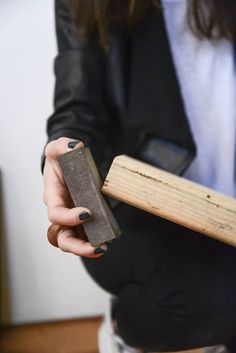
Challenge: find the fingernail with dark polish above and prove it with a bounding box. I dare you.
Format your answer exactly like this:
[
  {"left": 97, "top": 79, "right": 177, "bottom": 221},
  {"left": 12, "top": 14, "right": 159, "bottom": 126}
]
[
  {"left": 79, "top": 211, "right": 91, "bottom": 221},
  {"left": 94, "top": 247, "right": 106, "bottom": 255},
  {"left": 68, "top": 140, "right": 81, "bottom": 149}
]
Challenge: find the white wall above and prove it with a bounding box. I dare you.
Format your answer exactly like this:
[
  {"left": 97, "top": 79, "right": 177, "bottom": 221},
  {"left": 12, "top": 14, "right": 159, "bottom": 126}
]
[{"left": 0, "top": 0, "right": 109, "bottom": 324}]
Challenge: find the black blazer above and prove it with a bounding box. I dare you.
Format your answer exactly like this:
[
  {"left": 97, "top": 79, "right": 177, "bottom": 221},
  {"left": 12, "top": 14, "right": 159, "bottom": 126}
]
[{"left": 47, "top": 0, "right": 198, "bottom": 176}]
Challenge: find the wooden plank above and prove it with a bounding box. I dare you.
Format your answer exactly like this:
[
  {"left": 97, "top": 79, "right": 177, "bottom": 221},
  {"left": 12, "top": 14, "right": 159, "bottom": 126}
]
[
  {"left": 2, "top": 317, "right": 101, "bottom": 353},
  {"left": 58, "top": 148, "right": 121, "bottom": 247},
  {"left": 1, "top": 316, "right": 204, "bottom": 353},
  {"left": 102, "top": 155, "right": 236, "bottom": 247}
]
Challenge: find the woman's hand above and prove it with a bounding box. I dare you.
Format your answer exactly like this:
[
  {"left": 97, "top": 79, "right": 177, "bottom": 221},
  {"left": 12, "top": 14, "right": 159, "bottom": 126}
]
[{"left": 43, "top": 137, "right": 108, "bottom": 258}]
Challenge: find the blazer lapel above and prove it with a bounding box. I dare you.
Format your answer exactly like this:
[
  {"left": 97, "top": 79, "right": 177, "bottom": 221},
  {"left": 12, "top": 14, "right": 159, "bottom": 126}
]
[{"left": 127, "top": 6, "right": 196, "bottom": 155}]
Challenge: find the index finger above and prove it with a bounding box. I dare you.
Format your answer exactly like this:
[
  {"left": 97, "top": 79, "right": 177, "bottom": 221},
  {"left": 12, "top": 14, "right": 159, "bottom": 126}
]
[{"left": 45, "top": 137, "right": 84, "bottom": 160}]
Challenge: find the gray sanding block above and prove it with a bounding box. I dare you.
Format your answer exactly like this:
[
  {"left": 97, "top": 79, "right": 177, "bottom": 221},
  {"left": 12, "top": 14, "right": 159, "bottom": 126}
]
[{"left": 58, "top": 147, "right": 121, "bottom": 246}]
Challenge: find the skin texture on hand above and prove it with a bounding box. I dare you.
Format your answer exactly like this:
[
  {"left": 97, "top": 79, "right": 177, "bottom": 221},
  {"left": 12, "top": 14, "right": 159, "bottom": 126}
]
[{"left": 43, "top": 137, "right": 107, "bottom": 258}]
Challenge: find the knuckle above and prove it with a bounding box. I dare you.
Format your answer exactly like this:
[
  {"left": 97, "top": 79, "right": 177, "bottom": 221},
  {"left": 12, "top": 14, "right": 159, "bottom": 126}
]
[
  {"left": 43, "top": 192, "right": 48, "bottom": 205},
  {"left": 57, "top": 137, "right": 70, "bottom": 146},
  {"left": 72, "top": 250, "right": 81, "bottom": 256},
  {"left": 57, "top": 136, "right": 68, "bottom": 145},
  {"left": 44, "top": 140, "right": 56, "bottom": 158},
  {"left": 67, "top": 209, "right": 80, "bottom": 226},
  {"left": 45, "top": 137, "right": 69, "bottom": 159},
  {"left": 48, "top": 210, "right": 57, "bottom": 224},
  {"left": 59, "top": 246, "right": 67, "bottom": 253}
]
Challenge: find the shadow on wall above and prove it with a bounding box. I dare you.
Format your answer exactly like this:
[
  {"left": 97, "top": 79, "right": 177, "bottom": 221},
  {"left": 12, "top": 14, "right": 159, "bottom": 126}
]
[{"left": 0, "top": 171, "right": 11, "bottom": 325}]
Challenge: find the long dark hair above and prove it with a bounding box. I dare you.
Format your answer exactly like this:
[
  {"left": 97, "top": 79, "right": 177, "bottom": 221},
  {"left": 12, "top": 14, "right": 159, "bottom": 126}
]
[{"left": 70, "top": 0, "right": 236, "bottom": 48}]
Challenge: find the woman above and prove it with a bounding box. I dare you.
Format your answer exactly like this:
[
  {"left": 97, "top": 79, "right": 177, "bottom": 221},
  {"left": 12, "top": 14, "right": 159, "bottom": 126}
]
[{"left": 43, "top": 0, "right": 236, "bottom": 352}]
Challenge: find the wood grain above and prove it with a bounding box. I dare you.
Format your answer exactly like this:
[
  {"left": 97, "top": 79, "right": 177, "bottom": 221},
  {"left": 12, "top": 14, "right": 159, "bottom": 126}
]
[{"left": 102, "top": 155, "right": 236, "bottom": 247}]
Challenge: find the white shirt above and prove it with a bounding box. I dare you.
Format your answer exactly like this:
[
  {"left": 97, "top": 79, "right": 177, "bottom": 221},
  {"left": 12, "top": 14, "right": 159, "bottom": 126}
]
[{"left": 162, "top": 0, "right": 236, "bottom": 197}]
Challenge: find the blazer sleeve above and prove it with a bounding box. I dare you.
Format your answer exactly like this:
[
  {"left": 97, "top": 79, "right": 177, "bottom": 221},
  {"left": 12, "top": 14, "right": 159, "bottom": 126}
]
[{"left": 45, "top": 0, "right": 109, "bottom": 165}]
